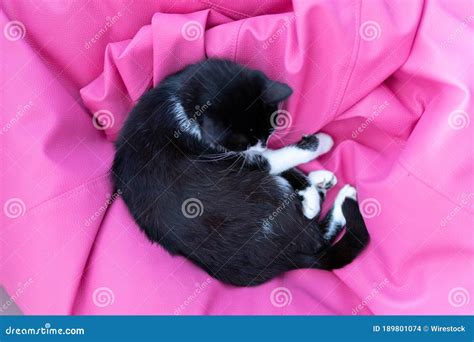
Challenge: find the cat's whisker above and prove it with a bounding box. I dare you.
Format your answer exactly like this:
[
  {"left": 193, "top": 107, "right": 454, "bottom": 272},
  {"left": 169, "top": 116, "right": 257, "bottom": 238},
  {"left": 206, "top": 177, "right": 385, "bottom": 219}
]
[
  {"left": 238, "top": 152, "right": 248, "bottom": 175},
  {"left": 194, "top": 155, "right": 234, "bottom": 162},
  {"left": 218, "top": 155, "right": 242, "bottom": 174},
  {"left": 194, "top": 151, "right": 237, "bottom": 162}
]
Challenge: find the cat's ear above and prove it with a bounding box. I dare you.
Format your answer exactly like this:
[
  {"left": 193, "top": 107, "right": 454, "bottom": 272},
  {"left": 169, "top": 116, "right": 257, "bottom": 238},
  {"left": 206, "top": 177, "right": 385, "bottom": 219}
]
[{"left": 262, "top": 81, "right": 293, "bottom": 104}]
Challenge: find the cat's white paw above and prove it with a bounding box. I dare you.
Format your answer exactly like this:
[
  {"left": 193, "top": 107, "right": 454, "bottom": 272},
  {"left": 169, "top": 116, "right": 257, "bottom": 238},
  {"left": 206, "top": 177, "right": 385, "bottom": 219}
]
[
  {"left": 315, "top": 133, "right": 334, "bottom": 155},
  {"left": 324, "top": 185, "right": 357, "bottom": 240},
  {"left": 298, "top": 186, "right": 320, "bottom": 220},
  {"left": 336, "top": 184, "right": 357, "bottom": 203},
  {"left": 308, "top": 170, "right": 337, "bottom": 190}
]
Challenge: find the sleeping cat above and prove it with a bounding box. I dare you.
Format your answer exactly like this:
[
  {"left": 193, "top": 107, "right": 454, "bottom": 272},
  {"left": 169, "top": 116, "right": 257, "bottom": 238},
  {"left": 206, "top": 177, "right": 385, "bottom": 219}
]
[{"left": 112, "top": 59, "right": 369, "bottom": 286}]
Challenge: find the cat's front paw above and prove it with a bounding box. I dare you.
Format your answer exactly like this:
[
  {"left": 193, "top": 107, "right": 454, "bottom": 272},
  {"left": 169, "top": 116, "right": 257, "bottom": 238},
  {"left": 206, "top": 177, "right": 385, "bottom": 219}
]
[
  {"left": 296, "top": 132, "right": 334, "bottom": 154},
  {"left": 296, "top": 133, "right": 319, "bottom": 151},
  {"left": 314, "top": 133, "right": 334, "bottom": 154}
]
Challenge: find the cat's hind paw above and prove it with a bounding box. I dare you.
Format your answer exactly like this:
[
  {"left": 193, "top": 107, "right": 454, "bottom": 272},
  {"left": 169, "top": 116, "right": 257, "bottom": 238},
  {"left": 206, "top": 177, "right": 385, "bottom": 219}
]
[{"left": 308, "top": 170, "right": 337, "bottom": 190}]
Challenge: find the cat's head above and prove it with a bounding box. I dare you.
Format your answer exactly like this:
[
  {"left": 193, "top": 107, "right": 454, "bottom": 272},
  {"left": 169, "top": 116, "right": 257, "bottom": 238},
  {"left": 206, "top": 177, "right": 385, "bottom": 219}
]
[{"left": 181, "top": 60, "right": 293, "bottom": 151}]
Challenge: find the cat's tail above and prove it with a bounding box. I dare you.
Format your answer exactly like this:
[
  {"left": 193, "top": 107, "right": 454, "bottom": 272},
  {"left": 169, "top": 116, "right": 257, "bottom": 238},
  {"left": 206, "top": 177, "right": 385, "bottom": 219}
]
[{"left": 316, "top": 197, "right": 370, "bottom": 270}]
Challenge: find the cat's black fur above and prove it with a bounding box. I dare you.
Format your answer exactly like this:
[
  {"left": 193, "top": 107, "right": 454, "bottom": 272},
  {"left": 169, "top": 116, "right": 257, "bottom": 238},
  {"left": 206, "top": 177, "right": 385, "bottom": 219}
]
[{"left": 112, "top": 59, "right": 369, "bottom": 286}]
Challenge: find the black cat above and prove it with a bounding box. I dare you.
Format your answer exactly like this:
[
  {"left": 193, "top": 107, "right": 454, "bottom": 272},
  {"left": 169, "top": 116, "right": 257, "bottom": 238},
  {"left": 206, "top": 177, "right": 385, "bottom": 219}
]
[{"left": 112, "top": 59, "right": 369, "bottom": 286}]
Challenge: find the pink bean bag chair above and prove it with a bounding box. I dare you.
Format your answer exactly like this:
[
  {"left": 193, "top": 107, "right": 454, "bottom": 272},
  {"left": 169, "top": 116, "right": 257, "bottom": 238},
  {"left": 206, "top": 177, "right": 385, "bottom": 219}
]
[{"left": 1, "top": 0, "right": 472, "bottom": 314}]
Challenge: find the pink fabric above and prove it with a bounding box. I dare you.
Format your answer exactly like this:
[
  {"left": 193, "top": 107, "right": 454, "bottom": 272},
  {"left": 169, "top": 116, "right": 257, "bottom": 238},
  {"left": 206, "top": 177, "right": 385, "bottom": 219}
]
[{"left": 1, "top": 0, "right": 473, "bottom": 315}]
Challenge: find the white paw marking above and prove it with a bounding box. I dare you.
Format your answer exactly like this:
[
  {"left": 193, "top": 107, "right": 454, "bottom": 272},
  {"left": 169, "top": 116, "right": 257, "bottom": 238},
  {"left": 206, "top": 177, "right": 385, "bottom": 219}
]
[
  {"left": 244, "top": 141, "right": 267, "bottom": 163},
  {"left": 264, "top": 146, "right": 319, "bottom": 175},
  {"left": 315, "top": 133, "right": 334, "bottom": 155},
  {"left": 298, "top": 186, "right": 320, "bottom": 219},
  {"left": 324, "top": 185, "right": 357, "bottom": 239},
  {"left": 325, "top": 207, "right": 345, "bottom": 240},
  {"left": 308, "top": 170, "right": 337, "bottom": 189},
  {"left": 338, "top": 184, "right": 357, "bottom": 201},
  {"left": 262, "top": 133, "right": 333, "bottom": 175}
]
